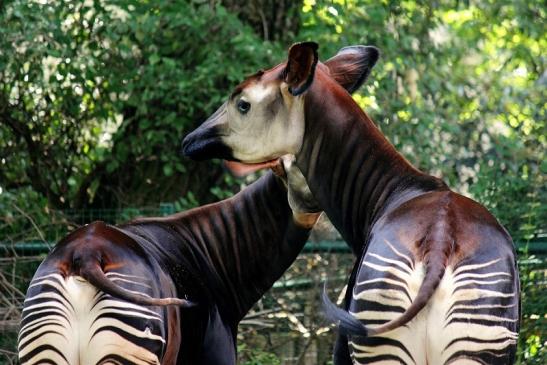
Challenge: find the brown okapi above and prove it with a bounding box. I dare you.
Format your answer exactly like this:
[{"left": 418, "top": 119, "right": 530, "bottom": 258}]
[
  {"left": 182, "top": 42, "right": 520, "bottom": 364},
  {"left": 18, "top": 168, "right": 321, "bottom": 365}
]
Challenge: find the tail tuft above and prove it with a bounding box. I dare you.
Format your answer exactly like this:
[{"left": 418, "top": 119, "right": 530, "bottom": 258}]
[{"left": 322, "top": 284, "right": 368, "bottom": 337}]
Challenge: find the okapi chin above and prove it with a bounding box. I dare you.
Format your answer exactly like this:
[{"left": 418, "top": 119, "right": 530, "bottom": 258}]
[
  {"left": 18, "top": 171, "right": 321, "bottom": 365},
  {"left": 183, "top": 42, "right": 520, "bottom": 364}
]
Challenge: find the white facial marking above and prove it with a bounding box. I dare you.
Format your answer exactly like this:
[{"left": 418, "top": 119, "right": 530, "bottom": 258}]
[
  {"left": 224, "top": 81, "right": 306, "bottom": 163},
  {"left": 246, "top": 82, "right": 274, "bottom": 103}
]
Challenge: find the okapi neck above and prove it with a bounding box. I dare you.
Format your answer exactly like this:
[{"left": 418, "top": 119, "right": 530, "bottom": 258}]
[
  {"left": 125, "top": 172, "right": 311, "bottom": 323},
  {"left": 296, "top": 81, "right": 447, "bottom": 254}
]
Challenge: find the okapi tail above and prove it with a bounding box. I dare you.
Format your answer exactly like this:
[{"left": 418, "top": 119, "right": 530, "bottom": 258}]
[
  {"left": 322, "top": 286, "right": 370, "bottom": 336},
  {"left": 80, "top": 258, "right": 195, "bottom": 308},
  {"left": 323, "top": 218, "right": 452, "bottom": 337},
  {"left": 323, "top": 259, "right": 446, "bottom": 337}
]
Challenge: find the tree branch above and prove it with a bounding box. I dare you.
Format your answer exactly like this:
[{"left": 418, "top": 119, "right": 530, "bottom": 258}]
[{"left": 0, "top": 98, "right": 65, "bottom": 208}]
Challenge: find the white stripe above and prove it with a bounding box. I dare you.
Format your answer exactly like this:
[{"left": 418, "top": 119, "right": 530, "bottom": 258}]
[
  {"left": 105, "top": 272, "right": 148, "bottom": 280},
  {"left": 367, "top": 252, "right": 414, "bottom": 275},
  {"left": 356, "top": 277, "right": 411, "bottom": 291},
  {"left": 453, "top": 278, "right": 511, "bottom": 289},
  {"left": 363, "top": 261, "right": 411, "bottom": 280},
  {"left": 384, "top": 239, "right": 414, "bottom": 269},
  {"left": 454, "top": 271, "right": 512, "bottom": 280},
  {"left": 108, "top": 276, "right": 152, "bottom": 289},
  {"left": 445, "top": 313, "right": 519, "bottom": 324},
  {"left": 452, "top": 258, "right": 500, "bottom": 276}
]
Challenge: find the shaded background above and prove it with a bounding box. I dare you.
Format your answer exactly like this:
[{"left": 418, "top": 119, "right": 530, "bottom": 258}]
[{"left": 0, "top": 0, "right": 544, "bottom": 364}]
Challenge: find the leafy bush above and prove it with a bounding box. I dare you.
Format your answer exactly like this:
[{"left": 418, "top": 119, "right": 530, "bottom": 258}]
[{"left": 0, "top": 0, "right": 283, "bottom": 210}]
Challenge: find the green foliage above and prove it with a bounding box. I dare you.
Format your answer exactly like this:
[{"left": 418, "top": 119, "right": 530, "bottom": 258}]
[
  {"left": 0, "top": 0, "right": 283, "bottom": 210},
  {"left": 237, "top": 344, "right": 281, "bottom": 365},
  {"left": 0, "top": 187, "right": 68, "bottom": 244},
  {"left": 518, "top": 257, "right": 547, "bottom": 364}
]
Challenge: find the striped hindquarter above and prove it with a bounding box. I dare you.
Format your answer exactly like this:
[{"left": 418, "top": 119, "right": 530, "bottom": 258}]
[
  {"left": 18, "top": 271, "right": 167, "bottom": 365},
  {"left": 348, "top": 239, "right": 519, "bottom": 365}
]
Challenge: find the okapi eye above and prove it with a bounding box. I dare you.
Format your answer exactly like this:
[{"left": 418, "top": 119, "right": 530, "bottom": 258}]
[{"left": 237, "top": 100, "right": 251, "bottom": 114}]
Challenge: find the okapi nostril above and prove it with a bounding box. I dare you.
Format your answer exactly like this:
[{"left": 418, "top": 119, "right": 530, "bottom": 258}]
[
  {"left": 72, "top": 256, "right": 81, "bottom": 268},
  {"left": 181, "top": 133, "right": 198, "bottom": 157},
  {"left": 181, "top": 139, "right": 192, "bottom": 157}
]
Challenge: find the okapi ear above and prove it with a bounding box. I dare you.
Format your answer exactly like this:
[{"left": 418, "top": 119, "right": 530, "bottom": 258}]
[
  {"left": 284, "top": 41, "right": 319, "bottom": 96},
  {"left": 324, "top": 46, "right": 380, "bottom": 93}
]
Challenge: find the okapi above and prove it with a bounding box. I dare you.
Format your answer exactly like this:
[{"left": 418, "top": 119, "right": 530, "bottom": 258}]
[
  {"left": 18, "top": 168, "right": 321, "bottom": 365},
  {"left": 182, "top": 42, "right": 520, "bottom": 364}
]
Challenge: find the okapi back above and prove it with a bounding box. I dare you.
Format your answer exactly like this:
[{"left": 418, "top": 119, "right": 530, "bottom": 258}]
[{"left": 19, "top": 172, "right": 314, "bottom": 365}]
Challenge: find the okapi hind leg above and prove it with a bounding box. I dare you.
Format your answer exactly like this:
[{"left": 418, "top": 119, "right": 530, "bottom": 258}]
[
  {"left": 429, "top": 256, "right": 519, "bottom": 365},
  {"left": 333, "top": 333, "right": 353, "bottom": 365},
  {"left": 332, "top": 246, "right": 363, "bottom": 365},
  {"left": 201, "top": 306, "right": 237, "bottom": 365}
]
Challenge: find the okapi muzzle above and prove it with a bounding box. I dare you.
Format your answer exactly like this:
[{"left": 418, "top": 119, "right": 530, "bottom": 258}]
[{"left": 181, "top": 102, "right": 233, "bottom": 161}]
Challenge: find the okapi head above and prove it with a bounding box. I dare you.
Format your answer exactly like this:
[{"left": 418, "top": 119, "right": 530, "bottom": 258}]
[{"left": 182, "top": 42, "right": 379, "bottom": 165}]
